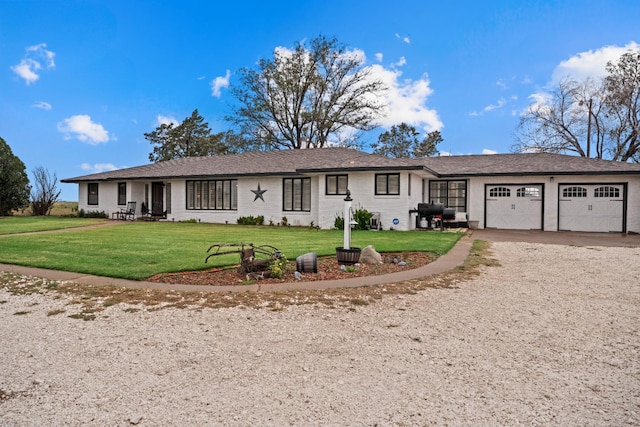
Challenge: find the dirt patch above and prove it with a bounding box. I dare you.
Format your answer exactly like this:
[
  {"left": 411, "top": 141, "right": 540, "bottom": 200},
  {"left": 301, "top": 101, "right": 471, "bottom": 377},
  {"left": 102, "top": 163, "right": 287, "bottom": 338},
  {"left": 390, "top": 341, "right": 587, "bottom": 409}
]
[{"left": 148, "top": 252, "right": 436, "bottom": 286}]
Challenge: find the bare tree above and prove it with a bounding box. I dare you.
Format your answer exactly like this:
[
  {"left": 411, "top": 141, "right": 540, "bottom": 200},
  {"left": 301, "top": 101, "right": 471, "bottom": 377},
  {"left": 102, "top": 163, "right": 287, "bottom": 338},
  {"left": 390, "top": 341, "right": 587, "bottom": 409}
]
[
  {"left": 514, "top": 78, "right": 603, "bottom": 157},
  {"left": 514, "top": 49, "right": 640, "bottom": 162},
  {"left": 31, "top": 166, "right": 61, "bottom": 216},
  {"left": 604, "top": 51, "right": 640, "bottom": 162},
  {"left": 228, "top": 35, "right": 386, "bottom": 150}
]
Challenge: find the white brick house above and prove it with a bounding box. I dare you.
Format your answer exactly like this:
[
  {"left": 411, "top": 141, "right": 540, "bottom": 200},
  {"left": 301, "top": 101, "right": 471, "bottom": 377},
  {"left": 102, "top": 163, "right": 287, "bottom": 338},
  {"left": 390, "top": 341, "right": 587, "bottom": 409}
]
[{"left": 62, "top": 148, "right": 640, "bottom": 233}]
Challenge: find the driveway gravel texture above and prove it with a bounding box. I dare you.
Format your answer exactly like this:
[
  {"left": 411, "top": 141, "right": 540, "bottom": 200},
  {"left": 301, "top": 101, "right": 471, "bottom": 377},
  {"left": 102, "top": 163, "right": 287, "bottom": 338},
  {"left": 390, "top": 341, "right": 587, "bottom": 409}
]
[{"left": 1, "top": 241, "right": 639, "bottom": 426}]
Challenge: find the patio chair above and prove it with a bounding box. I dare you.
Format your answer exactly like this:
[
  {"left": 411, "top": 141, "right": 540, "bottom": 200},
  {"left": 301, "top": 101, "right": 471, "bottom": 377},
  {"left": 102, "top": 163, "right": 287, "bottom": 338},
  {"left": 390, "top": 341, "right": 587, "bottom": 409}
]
[
  {"left": 118, "top": 201, "right": 137, "bottom": 221},
  {"left": 141, "top": 202, "right": 153, "bottom": 221}
]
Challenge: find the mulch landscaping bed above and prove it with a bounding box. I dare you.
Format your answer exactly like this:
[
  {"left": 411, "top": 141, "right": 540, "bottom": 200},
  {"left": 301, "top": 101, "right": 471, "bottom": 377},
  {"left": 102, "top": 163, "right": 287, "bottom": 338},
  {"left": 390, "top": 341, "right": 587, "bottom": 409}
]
[{"left": 148, "top": 252, "right": 436, "bottom": 287}]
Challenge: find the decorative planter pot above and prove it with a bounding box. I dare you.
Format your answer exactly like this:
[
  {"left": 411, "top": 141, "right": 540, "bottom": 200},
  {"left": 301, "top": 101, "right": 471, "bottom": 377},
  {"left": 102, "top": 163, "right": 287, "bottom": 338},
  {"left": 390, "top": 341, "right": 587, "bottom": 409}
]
[
  {"left": 336, "top": 247, "right": 361, "bottom": 265},
  {"left": 296, "top": 252, "right": 318, "bottom": 273}
]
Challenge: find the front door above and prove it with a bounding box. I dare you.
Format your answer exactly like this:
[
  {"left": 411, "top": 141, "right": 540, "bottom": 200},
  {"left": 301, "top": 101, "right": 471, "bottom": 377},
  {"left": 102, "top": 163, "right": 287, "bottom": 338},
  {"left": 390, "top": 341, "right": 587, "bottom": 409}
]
[{"left": 152, "top": 182, "right": 164, "bottom": 215}]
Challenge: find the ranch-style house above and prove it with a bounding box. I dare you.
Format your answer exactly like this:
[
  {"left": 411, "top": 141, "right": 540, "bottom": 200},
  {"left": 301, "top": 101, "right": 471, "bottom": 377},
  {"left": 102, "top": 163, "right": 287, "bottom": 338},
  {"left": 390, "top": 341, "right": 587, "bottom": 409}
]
[{"left": 62, "top": 148, "right": 640, "bottom": 234}]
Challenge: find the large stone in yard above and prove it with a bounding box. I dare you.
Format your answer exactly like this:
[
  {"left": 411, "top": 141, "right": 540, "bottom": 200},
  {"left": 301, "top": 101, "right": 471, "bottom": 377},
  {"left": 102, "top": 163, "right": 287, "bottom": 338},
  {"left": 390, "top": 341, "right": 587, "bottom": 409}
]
[{"left": 359, "top": 245, "right": 383, "bottom": 264}]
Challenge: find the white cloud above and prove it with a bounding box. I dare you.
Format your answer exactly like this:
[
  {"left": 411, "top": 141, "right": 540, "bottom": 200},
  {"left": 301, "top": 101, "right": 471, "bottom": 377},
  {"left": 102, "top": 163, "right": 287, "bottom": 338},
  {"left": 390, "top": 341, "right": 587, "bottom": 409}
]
[
  {"left": 27, "top": 43, "right": 55, "bottom": 67},
  {"left": 496, "top": 79, "right": 507, "bottom": 89},
  {"left": 211, "top": 69, "right": 231, "bottom": 98},
  {"left": 394, "top": 56, "right": 407, "bottom": 67},
  {"left": 395, "top": 33, "right": 410, "bottom": 44},
  {"left": 368, "top": 64, "right": 443, "bottom": 133},
  {"left": 551, "top": 41, "right": 639, "bottom": 84},
  {"left": 156, "top": 114, "right": 179, "bottom": 127},
  {"left": 470, "top": 97, "right": 507, "bottom": 116},
  {"left": 484, "top": 98, "right": 506, "bottom": 112},
  {"left": 80, "top": 163, "right": 119, "bottom": 173},
  {"left": 521, "top": 42, "right": 639, "bottom": 118},
  {"left": 482, "top": 148, "right": 498, "bottom": 155},
  {"left": 58, "top": 115, "right": 110, "bottom": 145},
  {"left": 11, "top": 59, "right": 41, "bottom": 83},
  {"left": 11, "top": 43, "right": 56, "bottom": 84},
  {"left": 32, "top": 101, "right": 52, "bottom": 110},
  {"left": 375, "top": 53, "right": 383, "bottom": 62}
]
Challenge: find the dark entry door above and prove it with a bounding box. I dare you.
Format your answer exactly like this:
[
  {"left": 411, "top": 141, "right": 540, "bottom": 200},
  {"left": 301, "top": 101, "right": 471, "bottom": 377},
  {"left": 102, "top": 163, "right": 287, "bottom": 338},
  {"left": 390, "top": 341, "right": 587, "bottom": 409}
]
[{"left": 152, "top": 182, "right": 164, "bottom": 215}]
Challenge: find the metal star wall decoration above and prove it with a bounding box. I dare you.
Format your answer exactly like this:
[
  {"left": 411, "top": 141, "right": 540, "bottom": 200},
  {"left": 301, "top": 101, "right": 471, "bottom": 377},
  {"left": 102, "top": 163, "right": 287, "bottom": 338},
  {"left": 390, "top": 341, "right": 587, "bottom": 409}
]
[{"left": 251, "top": 183, "right": 267, "bottom": 202}]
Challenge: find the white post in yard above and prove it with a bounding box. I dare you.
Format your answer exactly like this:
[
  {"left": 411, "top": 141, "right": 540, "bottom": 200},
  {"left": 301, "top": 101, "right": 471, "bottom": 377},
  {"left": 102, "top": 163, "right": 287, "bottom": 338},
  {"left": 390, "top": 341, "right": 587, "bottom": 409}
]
[{"left": 344, "top": 189, "right": 352, "bottom": 250}]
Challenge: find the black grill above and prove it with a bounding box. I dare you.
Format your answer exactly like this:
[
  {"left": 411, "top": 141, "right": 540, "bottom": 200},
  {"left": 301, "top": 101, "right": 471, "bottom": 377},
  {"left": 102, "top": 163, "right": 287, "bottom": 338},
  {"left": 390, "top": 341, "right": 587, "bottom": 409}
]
[
  {"left": 417, "top": 203, "right": 444, "bottom": 216},
  {"left": 410, "top": 203, "right": 456, "bottom": 230}
]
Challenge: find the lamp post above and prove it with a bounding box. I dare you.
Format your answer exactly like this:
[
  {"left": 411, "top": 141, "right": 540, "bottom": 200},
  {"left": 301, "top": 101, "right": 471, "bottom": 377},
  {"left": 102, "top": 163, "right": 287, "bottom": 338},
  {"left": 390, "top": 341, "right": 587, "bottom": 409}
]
[{"left": 343, "top": 189, "right": 352, "bottom": 250}]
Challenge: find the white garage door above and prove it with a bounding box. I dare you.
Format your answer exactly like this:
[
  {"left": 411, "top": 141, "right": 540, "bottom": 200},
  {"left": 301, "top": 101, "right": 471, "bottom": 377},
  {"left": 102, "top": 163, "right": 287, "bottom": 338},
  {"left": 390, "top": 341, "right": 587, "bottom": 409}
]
[
  {"left": 559, "top": 184, "right": 624, "bottom": 232},
  {"left": 486, "top": 185, "right": 543, "bottom": 230}
]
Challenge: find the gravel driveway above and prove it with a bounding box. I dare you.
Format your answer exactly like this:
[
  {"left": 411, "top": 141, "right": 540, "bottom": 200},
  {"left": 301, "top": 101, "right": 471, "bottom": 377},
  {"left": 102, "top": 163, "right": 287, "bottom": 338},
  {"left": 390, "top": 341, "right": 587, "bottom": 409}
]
[{"left": 1, "top": 241, "right": 639, "bottom": 426}]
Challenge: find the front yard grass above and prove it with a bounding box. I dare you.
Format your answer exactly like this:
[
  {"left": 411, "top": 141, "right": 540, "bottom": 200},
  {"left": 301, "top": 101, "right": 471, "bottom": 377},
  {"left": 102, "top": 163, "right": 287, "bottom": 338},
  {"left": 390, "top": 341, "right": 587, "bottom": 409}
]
[
  {"left": 0, "top": 216, "right": 106, "bottom": 235},
  {"left": 0, "top": 221, "right": 463, "bottom": 280}
]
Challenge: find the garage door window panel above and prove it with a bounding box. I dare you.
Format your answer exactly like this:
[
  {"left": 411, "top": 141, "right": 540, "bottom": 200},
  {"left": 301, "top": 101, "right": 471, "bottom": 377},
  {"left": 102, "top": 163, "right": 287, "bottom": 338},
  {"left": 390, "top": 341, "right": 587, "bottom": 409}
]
[
  {"left": 517, "top": 187, "right": 540, "bottom": 198},
  {"left": 489, "top": 187, "right": 510, "bottom": 198},
  {"left": 594, "top": 186, "right": 620, "bottom": 198},
  {"left": 562, "top": 187, "right": 587, "bottom": 198}
]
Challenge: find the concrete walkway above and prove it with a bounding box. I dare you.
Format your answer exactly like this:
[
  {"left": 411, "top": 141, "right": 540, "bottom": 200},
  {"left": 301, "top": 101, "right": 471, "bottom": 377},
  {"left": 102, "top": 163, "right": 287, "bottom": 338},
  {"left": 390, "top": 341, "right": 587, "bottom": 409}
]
[{"left": 2, "top": 229, "right": 638, "bottom": 293}]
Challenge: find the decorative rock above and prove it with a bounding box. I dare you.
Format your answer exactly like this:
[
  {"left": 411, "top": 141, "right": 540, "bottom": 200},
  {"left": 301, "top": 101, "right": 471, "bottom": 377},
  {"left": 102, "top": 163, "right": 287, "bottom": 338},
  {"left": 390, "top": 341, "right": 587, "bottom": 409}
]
[{"left": 359, "top": 245, "right": 383, "bottom": 264}]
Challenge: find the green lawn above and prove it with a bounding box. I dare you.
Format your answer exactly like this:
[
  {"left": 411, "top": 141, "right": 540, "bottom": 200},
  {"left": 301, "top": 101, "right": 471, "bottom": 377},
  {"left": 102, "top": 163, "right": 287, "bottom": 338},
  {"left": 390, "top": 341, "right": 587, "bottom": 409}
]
[
  {"left": 0, "top": 216, "right": 107, "bottom": 234},
  {"left": 0, "top": 221, "right": 463, "bottom": 280}
]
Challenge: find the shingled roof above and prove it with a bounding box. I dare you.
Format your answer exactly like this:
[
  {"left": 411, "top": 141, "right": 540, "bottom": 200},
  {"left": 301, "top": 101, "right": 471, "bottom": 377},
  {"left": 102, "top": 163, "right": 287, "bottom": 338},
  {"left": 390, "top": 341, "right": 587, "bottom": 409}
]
[
  {"left": 62, "top": 148, "right": 419, "bottom": 183},
  {"left": 419, "top": 153, "right": 640, "bottom": 177},
  {"left": 62, "top": 149, "right": 640, "bottom": 183}
]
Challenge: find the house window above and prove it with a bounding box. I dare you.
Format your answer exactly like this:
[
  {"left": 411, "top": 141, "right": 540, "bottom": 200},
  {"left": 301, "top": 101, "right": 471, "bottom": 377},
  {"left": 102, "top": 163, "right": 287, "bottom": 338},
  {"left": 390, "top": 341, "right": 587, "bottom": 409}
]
[
  {"left": 326, "top": 175, "right": 348, "bottom": 195},
  {"left": 489, "top": 187, "right": 510, "bottom": 198},
  {"left": 562, "top": 186, "right": 587, "bottom": 198},
  {"left": 517, "top": 187, "right": 540, "bottom": 198},
  {"left": 88, "top": 183, "right": 99, "bottom": 205},
  {"left": 186, "top": 180, "right": 237, "bottom": 210},
  {"left": 283, "top": 177, "right": 311, "bottom": 211},
  {"left": 117, "top": 182, "right": 126, "bottom": 205},
  {"left": 430, "top": 180, "right": 467, "bottom": 212},
  {"left": 375, "top": 173, "right": 400, "bottom": 195},
  {"left": 594, "top": 186, "right": 620, "bottom": 198}
]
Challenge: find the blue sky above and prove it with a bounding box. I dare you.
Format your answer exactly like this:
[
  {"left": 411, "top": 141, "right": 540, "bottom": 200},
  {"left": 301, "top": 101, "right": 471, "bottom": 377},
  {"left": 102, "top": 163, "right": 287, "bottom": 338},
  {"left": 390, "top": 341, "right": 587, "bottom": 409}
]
[{"left": 1, "top": 0, "right": 638, "bottom": 201}]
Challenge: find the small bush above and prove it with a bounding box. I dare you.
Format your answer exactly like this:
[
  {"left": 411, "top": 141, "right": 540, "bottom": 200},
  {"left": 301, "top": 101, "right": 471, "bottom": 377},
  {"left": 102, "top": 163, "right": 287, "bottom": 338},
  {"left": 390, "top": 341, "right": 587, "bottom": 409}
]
[
  {"left": 78, "top": 209, "right": 108, "bottom": 218},
  {"left": 268, "top": 253, "right": 287, "bottom": 279},
  {"left": 353, "top": 207, "right": 374, "bottom": 230},
  {"left": 334, "top": 207, "right": 373, "bottom": 230},
  {"left": 237, "top": 215, "right": 264, "bottom": 225}
]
